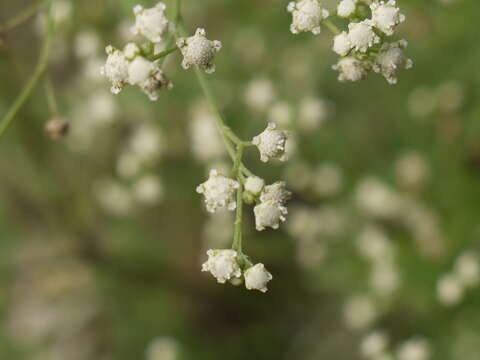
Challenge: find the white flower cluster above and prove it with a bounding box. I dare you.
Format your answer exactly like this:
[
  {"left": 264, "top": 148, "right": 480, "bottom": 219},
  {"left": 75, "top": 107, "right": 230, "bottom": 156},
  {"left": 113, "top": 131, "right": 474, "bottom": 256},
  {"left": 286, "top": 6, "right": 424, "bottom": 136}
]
[
  {"left": 102, "top": 2, "right": 223, "bottom": 100},
  {"left": 254, "top": 181, "right": 291, "bottom": 231},
  {"left": 288, "top": 0, "right": 412, "bottom": 84},
  {"left": 252, "top": 122, "right": 289, "bottom": 162},
  {"left": 201, "top": 250, "right": 273, "bottom": 292},
  {"left": 196, "top": 169, "right": 240, "bottom": 213}
]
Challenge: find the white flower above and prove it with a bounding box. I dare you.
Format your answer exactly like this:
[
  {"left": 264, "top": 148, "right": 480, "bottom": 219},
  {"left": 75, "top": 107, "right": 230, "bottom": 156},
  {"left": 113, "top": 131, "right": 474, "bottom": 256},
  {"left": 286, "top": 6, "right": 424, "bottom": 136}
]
[
  {"left": 287, "top": 0, "right": 329, "bottom": 35},
  {"left": 131, "top": 2, "right": 172, "bottom": 43},
  {"left": 437, "top": 273, "right": 464, "bottom": 306},
  {"left": 454, "top": 251, "right": 480, "bottom": 287},
  {"left": 132, "top": 175, "right": 163, "bottom": 205},
  {"left": 370, "top": 0, "right": 405, "bottom": 36},
  {"left": 128, "top": 56, "right": 172, "bottom": 100},
  {"left": 176, "top": 28, "right": 222, "bottom": 74},
  {"left": 332, "top": 31, "right": 351, "bottom": 56},
  {"left": 396, "top": 338, "right": 432, "bottom": 360},
  {"left": 101, "top": 45, "right": 129, "bottom": 94},
  {"left": 312, "top": 163, "right": 343, "bottom": 197},
  {"left": 244, "top": 77, "right": 276, "bottom": 112},
  {"left": 347, "top": 20, "right": 380, "bottom": 52},
  {"left": 244, "top": 176, "right": 265, "bottom": 196},
  {"left": 298, "top": 96, "right": 330, "bottom": 131},
  {"left": 252, "top": 122, "right": 288, "bottom": 162},
  {"left": 124, "top": 42, "right": 141, "bottom": 60},
  {"left": 196, "top": 169, "right": 240, "bottom": 213},
  {"left": 146, "top": 337, "right": 179, "bottom": 360},
  {"left": 332, "top": 57, "right": 369, "bottom": 82},
  {"left": 244, "top": 263, "right": 273, "bottom": 293},
  {"left": 360, "top": 330, "right": 390, "bottom": 359},
  {"left": 337, "top": 0, "right": 357, "bottom": 18},
  {"left": 373, "top": 40, "right": 413, "bottom": 84},
  {"left": 254, "top": 201, "right": 288, "bottom": 231},
  {"left": 201, "top": 249, "right": 242, "bottom": 283},
  {"left": 260, "top": 181, "right": 291, "bottom": 205},
  {"left": 343, "top": 295, "right": 378, "bottom": 330}
]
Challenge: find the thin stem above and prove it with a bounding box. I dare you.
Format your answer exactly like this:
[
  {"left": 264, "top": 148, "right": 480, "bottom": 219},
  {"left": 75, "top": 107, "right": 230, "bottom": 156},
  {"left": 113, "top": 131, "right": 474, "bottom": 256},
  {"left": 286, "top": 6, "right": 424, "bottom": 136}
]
[
  {"left": 1, "top": 0, "right": 48, "bottom": 32},
  {"left": 324, "top": 19, "right": 341, "bottom": 35},
  {"left": 232, "top": 177, "right": 244, "bottom": 253},
  {"left": 149, "top": 46, "right": 179, "bottom": 61},
  {"left": 44, "top": 77, "right": 59, "bottom": 116},
  {"left": 0, "top": 1, "right": 54, "bottom": 138}
]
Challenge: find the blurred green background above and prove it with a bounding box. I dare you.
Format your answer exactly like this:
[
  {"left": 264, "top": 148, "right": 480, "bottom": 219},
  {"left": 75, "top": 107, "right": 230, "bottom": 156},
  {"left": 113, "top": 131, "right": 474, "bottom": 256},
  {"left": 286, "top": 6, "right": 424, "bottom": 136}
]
[{"left": 1, "top": 0, "right": 480, "bottom": 359}]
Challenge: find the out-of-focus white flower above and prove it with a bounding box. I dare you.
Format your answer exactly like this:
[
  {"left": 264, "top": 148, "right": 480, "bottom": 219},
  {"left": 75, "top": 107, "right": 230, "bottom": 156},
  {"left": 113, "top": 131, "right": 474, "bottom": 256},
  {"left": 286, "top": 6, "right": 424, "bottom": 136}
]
[
  {"left": 370, "top": 0, "right": 405, "bottom": 36},
  {"left": 284, "top": 161, "right": 313, "bottom": 192},
  {"left": 355, "top": 177, "right": 401, "bottom": 219},
  {"left": 75, "top": 30, "right": 101, "bottom": 60},
  {"left": 268, "top": 102, "right": 292, "bottom": 127},
  {"left": 244, "top": 177, "right": 265, "bottom": 197},
  {"left": 373, "top": 40, "right": 413, "bottom": 85},
  {"left": 244, "top": 77, "right": 276, "bottom": 113},
  {"left": 337, "top": 0, "right": 358, "bottom": 18},
  {"left": 132, "top": 175, "right": 163, "bottom": 205},
  {"left": 177, "top": 28, "right": 222, "bottom": 74},
  {"left": 129, "top": 123, "right": 164, "bottom": 164},
  {"left": 332, "top": 57, "right": 370, "bottom": 82},
  {"left": 347, "top": 20, "right": 380, "bottom": 52},
  {"left": 254, "top": 201, "right": 288, "bottom": 231},
  {"left": 287, "top": 0, "right": 330, "bottom": 35},
  {"left": 298, "top": 96, "right": 331, "bottom": 131},
  {"left": 343, "top": 295, "right": 378, "bottom": 330},
  {"left": 333, "top": 31, "right": 352, "bottom": 56},
  {"left": 146, "top": 337, "right": 179, "bottom": 360},
  {"left": 201, "top": 249, "right": 242, "bottom": 283},
  {"left": 356, "top": 224, "right": 394, "bottom": 262},
  {"left": 370, "top": 260, "right": 400, "bottom": 297},
  {"left": 396, "top": 337, "right": 432, "bottom": 360},
  {"left": 360, "top": 330, "right": 390, "bottom": 359},
  {"left": 132, "top": 2, "right": 172, "bottom": 43},
  {"left": 312, "top": 163, "right": 343, "bottom": 198},
  {"left": 196, "top": 170, "right": 240, "bottom": 213},
  {"left": 436, "top": 81, "right": 465, "bottom": 113},
  {"left": 244, "top": 263, "right": 273, "bottom": 293},
  {"left": 101, "top": 45, "right": 129, "bottom": 94},
  {"left": 454, "top": 251, "right": 480, "bottom": 287},
  {"left": 95, "top": 178, "right": 133, "bottom": 216},
  {"left": 437, "top": 273, "right": 464, "bottom": 306},
  {"left": 395, "top": 151, "right": 429, "bottom": 191},
  {"left": 260, "top": 181, "right": 291, "bottom": 205},
  {"left": 316, "top": 205, "right": 346, "bottom": 237},
  {"left": 252, "top": 122, "right": 289, "bottom": 162},
  {"left": 286, "top": 205, "right": 322, "bottom": 241}
]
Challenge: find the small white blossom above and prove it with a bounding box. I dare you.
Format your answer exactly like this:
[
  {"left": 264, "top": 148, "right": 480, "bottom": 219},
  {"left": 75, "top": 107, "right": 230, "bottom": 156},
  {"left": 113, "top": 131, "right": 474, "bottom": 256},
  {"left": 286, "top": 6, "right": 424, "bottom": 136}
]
[
  {"left": 196, "top": 169, "right": 240, "bottom": 213},
  {"left": 373, "top": 40, "right": 413, "bottom": 84},
  {"left": 347, "top": 20, "right": 380, "bottom": 52},
  {"left": 312, "top": 163, "right": 343, "bottom": 198},
  {"left": 252, "top": 122, "right": 289, "bottom": 162},
  {"left": 132, "top": 175, "right": 163, "bottom": 205},
  {"left": 244, "top": 177, "right": 265, "bottom": 196},
  {"left": 333, "top": 31, "right": 352, "bottom": 56},
  {"left": 370, "top": 0, "right": 405, "bottom": 36},
  {"left": 360, "top": 330, "right": 390, "bottom": 359},
  {"left": 287, "top": 0, "right": 330, "bottom": 35},
  {"left": 124, "top": 42, "right": 140, "bottom": 60},
  {"left": 343, "top": 295, "right": 378, "bottom": 330},
  {"left": 177, "top": 28, "right": 222, "bottom": 74},
  {"left": 244, "top": 77, "right": 276, "bottom": 112},
  {"left": 132, "top": 2, "right": 172, "bottom": 43},
  {"left": 146, "top": 337, "right": 179, "bottom": 360},
  {"left": 396, "top": 338, "right": 432, "bottom": 360},
  {"left": 254, "top": 201, "right": 288, "bottom": 231},
  {"left": 128, "top": 56, "right": 172, "bottom": 100},
  {"left": 332, "top": 57, "right": 370, "bottom": 82},
  {"left": 437, "top": 273, "right": 464, "bottom": 306},
  {"left": 454, "top": 251, "right": 480, "bottom": 287},
  {"left": 201, "top": 249, "right": 242, "bottom": 283},
  {"left": 337, "top": 0, "right": 358, "bottom": 18},
  {"left": 244, "top": 263, "right": 273, "bottom": 293},
  {"left": 101, "top": 45, "right": 129, "bottom": 94},
  {"left": 260, "top": 181, "right": 291, "bottom": 205}
]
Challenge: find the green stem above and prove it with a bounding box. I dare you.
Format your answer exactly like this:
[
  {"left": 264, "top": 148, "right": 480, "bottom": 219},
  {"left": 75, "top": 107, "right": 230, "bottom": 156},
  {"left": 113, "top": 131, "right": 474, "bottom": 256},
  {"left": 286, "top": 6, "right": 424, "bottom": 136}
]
[
  {"left": 44, "top": 77, "right": 59, "bottom": 116},
  {"left": 232, "top": 176, "right": 244, "bottom": 253},
  {"left": 1, "top": 0, "right": 48, "bottom": 32},
  {"left": 324, "top": 19, "right": 341, "bottom": 35},
  {"left": 149, "top": 46, "right": 179, "bottom": 61},
  {"left": 0, "top": 1, "right": 54, "bottom": 137}
]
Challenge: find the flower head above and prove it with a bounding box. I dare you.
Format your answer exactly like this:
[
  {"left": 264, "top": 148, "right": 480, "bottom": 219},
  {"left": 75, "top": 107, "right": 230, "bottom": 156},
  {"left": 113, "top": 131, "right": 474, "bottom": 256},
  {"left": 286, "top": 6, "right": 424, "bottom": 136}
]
[
  {"left": 244, "top": 176, "right": 265, "bottom": 197},
  {"left": 244, "top": 263, "right": 273, "bottom": 293},
  {"left": 287, "top": 0, "right": 330, "bottom": 35},
  {"left": 252, "top": 122, "right": 289, "bottom": 162},
  {"left": 254, "top": 201, "right": 288, "bottom": 231},
  {"left": 333, "top": 31, "right": 352, "bottom": 56},
  {"left": 131, "top": 2, "right": 172, "bottom": 43},
  {"left": 201, "top": 249, "right": 242, "bottom": 283},
  {"left": 373, "top": 40, "right": 413, "bottom": 84},
  {"left": 332, "top": 57, "right": 370, "bottom": 82},
  {"left": 347, "top": 20, "right": 380, "bottom": 52},
  {"left": 101, "top": 45, "right": 129, "bottom": 94},
  {"left": 176, "top": 28, "right": 222, "bottom": 74},
  {"left": 370, "top": 0, "right": 405, "bottom": 36},
  {"left": 196, "top": 169, "right": 240, "bottom": 213},
  {"left": 128, "top": 56, "right": 172, "bottom": 100},
  {"left": 260, "top": 181, "right": 291, "bottom": 205},
  {"left": 337, "top": 0, "right": 358, "bottom": 18}
]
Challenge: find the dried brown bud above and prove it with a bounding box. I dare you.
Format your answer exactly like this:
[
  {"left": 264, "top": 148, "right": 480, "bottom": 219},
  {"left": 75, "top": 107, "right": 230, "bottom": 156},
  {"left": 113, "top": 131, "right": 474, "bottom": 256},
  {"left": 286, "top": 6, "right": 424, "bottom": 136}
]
[{"left": 45, "top": 117, "right": 69, "bottom": 140}]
